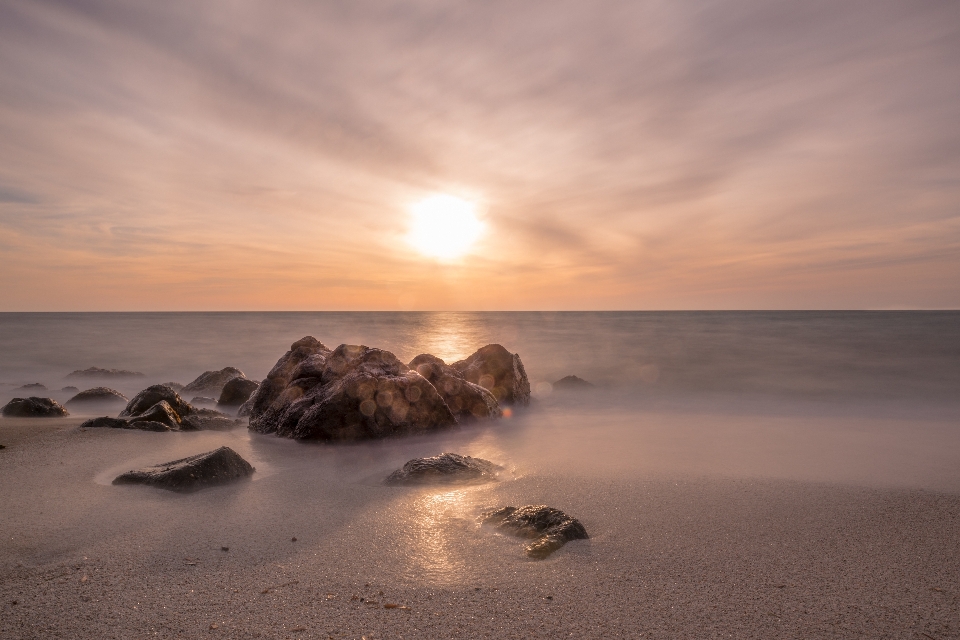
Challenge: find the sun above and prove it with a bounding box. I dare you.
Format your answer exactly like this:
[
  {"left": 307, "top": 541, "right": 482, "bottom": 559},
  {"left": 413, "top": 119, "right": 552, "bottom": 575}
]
[{"left": 407, "top": 194, "right": 484, "bottom": 260}]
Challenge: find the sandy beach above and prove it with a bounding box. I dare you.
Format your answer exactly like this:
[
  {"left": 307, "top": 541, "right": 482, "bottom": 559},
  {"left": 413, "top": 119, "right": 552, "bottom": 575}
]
[{"left": 2, "top": 400, "right": 959, "bottom": 639}]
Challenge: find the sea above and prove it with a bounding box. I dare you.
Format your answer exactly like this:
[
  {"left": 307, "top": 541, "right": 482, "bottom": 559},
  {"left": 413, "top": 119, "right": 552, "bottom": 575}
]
[{"left": 2, "top": 311, "right": 959, "bottom": 490}]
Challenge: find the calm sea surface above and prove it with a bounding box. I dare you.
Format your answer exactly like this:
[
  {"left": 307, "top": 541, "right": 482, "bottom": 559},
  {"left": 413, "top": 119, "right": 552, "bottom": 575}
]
[{"left": 0, "top": 311, "right": 958, "bottom": 408}]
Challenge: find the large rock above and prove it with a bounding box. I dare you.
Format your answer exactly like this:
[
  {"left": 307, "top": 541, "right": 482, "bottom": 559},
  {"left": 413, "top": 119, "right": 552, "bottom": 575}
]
[
  {"left": 65, "top": 387, "right": 128, "bottom": 407},
  {"left": 249, "top": 340, "right": 456, "bottom": 441},
  {"left": 482, "top": 505, "right": 588, "bottom": 559},
  {"left": 2, "top": 397, "right": 69, "bottom": 418},
  {"left": 385, "top": 453, "right": 502, "bottom": 485},
  {"left": 409, "top": 354, "right": 501, "bottom": 420},
  {"left": 80, "top": 416, "right": 171, "bottom": 432},
  {"left": 217, "top": 377, "right": 259, "bottom": 406},
  {"left": 181, "top": 367, "right": 245, "bottom": 395},
  {"left": 112, "top": 446, "right": 255, "bottom": 492},
  {"left": 67, "top": 367, "right": 144, "bottom": 379},
  {"left": 451, "top": 344, "right": 531, "bottom": 406},
  {"left": 120, "top": 385, "right": 194, "bottom": 419}
]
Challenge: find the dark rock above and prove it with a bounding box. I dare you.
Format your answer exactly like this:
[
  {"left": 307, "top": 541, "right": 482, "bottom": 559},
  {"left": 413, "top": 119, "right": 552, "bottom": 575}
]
[
  {"left": 553, "top": 375, "right": 594, "bottom": 389},
  {"left": 15, "top": 383, "right": 47, "bottom": 393},
  {"left": 482, "top": 505, "right": 588, "bottom": 559},
  {"left": 409, "top": 354, "right": 501, "bottom": 420},
  {"left": 67, "top": 367, "right": 145, "bottom": 379},
  {"left": 452, "top": 344, "right": 531, "bottom": 406},
  {"left": 120, "top": 385, "right": 194, "bottom": 419},
  {"left": 250, "top": 341, "right": 456, "bottom": 441},
  {"left": 112, "top": 446, "right": 255, "bottom": 492},
  {"left": 385, "top": 453, "right": 502, "bottom": 485},
  {"left": 181, "top": 367, "right": 245, "bottom": 395},
  {"left": 191, "top": 396, "right": 217, "bottom": 405},
  {"left": 217, "top": 377, "right": 259, "bottom": 406},
  {"left": 79, "top": 416, "right": 171, "bottom": 432},
  {"left": 127, "top": 400, "right": 181, "bottom": 429},
  {"left": 61, "top": 386, "right": 79, "bottom": 393},
  {"left": 65, "top": 387, "right": 128, "bottom": 406},
  {"left": 2, "top": 397, "right": 69, "bottom": 418},
  {"left": 161, "top": 382, "right": 184, "bottom": 392}
]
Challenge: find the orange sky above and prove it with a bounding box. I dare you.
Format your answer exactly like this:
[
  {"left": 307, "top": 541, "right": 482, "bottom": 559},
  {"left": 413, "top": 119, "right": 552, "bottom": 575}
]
[{"left": 1, "top": 0, "right": 958, "bottom": 310}]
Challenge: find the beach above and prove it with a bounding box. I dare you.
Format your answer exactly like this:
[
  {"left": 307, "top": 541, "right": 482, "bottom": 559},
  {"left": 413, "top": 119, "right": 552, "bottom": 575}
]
[{"left": 3, "top": 391, "right": 959, "bottom": 639}]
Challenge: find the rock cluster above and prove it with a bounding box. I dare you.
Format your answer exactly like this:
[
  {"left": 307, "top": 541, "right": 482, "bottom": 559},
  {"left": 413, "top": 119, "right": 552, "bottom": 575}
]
[
  {"left": 482, "top": 505, "right": 589, "bottom": 559},
  {"left": 1, "top": 397, "right": 69, "bottom": 417},
  {"left": 112, "top": 446, "right": 254, "bottom": 492},
  {"left": 385, "top": 453, "right": 502, "bottom": 485},
  {"left": 79, "top": 384, "right": 240, "bottom": 431},
  {"left": 246, "top": 337, "right": 530, "bottom": 442}
]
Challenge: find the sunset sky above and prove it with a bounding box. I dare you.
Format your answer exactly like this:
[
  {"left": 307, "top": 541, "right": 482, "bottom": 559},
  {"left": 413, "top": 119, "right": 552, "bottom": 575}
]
[{"left": 1, "top": 0, "right": 958, "bottom": 310}]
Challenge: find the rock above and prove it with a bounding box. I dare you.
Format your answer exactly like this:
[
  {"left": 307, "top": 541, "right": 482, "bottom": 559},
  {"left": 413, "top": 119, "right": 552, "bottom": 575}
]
[
  {"left": 120, "top": 385, "right": 194, "bottom": 419},
  {"left": 237, "top": 396, "right": 255, "bottom": 417},
  {"left": 67, "top": 367, "right": 145, "bottom": 379},
  {"left": 409, "top": 354, "right": 501, "bottom": 421},
  {"left": 451, "top": 344, "right": 531, "bottom": 406},
  {"left": 112, "top": 446, "right": 255, "bottom": 492},
  {"left": 61, "top": 386, "right": 79, "bottom": 393},
  {"left": 385, "top": 453, "right": 502, "bottom": 485},
  {"left": 161, "top": 382, "right": 184, "bottom": 392},
  {"left": 181, "top": 409, "right": 242, "bottom": 431},
  {"left": 65, "top": 387, "right": 128, "bottom": 407},
  {"left": 1, "top": 397, "right": 69, "bottom": 417},
  {"left": 127, "top": 400, "right": 181, "bottom": 429},
  {"left": 553, "top": 375, "right": 594, "bottom": 389},
  {"left": 15, "top": 383, "right": 47, "bottom": 393},
  {"left": 482, "top": 505, "right": 588, "bottom": 559},
  {"left": 191, "top": 396, "right": 217, "bottom": 405},
  {"left": 181, "top": 367, "right": 245, "bottom": 395},
  {"left": 79, "top": 416, "right": 171, "bottom": 432},
  {"left": 217, "top": 377, "right": 259, "bottom": 406},
  {"left": 249, "top": 340, "right": 457, "bottom": 441}
]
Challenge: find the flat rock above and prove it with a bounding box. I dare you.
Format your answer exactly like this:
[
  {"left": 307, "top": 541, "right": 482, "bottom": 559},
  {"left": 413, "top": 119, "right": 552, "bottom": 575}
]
[
  {"left": 112, "top": 446, "right": 255, "bottom": 492},
  {"left": 482, "top": 505, "right": 588, "bottom": 559},
  {"left": 67, "top": 367, "right": 145, "bottom": 379},
  {"left": 79, "top": 416, "right": 171, "bottom": 432},
  {"left": 2, "top": 397, "right": 69, "bottom": 418},
  {"left": 452, "top": 344, "right": 531, "bottom": 406},
  {"left": 120, "top": 385, "right": 194, "bottom": 419},
  {"left": 553, "top": 375, "right": 594, "bottom": 389},
  {"left": 217, "top": 377, "right": 259, "bottom": 406},
  {"left": 182, "top": 367, "right": 245, "bottom": 395},
  {"left": 65, "top": 387, "right": 128, "bottom": 406},
  {"left": 385, "top": 453, "right": 502, "bottom": 485}
]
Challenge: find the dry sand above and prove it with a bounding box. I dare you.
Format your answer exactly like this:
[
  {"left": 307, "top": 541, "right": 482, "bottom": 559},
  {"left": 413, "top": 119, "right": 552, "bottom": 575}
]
[{"left": 2, "top": 401, "right": 960, "bottom": 639}]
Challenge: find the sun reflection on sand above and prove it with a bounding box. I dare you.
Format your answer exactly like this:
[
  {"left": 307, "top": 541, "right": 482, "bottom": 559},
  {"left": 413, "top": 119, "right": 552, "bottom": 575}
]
[{"left": 407, "top": 489, "right": 471, "bottom": 583}]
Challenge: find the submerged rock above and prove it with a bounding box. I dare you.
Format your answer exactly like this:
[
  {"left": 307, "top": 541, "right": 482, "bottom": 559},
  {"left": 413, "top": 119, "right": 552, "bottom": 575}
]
[
  {"left": 80, "top": 416, "right": 171, "bottom": 432},
  {"left": 553, "top": 375, "right": 594, "bottom": 390},
  {"left": 451, "top": 344, "right": 531, "bottom": 406},
  {"left": 217, "top": 377, "right": 259, "bottom": 406},
  {"left": 112, "top": 446, "right": 255, "bottom": 492},
  {"left": 61, "top": 386, "right": 79, "bottom": 393},
  {"left": 385, "top": 453, "right": 502, "bottom": 485},
  {"left": 67, "top": 367, "right": 145, "bottom": 379},
  {"left": 181, "top": 409, "right": 243, "bottom": 431},
  {"left": 65, "top": 387, "right": 128, "bottom": 407},
  {"left": 2, "top": 397, "right": 69, "bottom": 418},
  {"left": 15, "top": 383, "right": 47, "bottom": 393},
  {"left": 409, "top": 354, "right": 501, "bottom": 421},
  {"left": 191, "top": 396, "right": 217, "bottom": 405},
  {"left": 161, "top": 382, "right": 184, "bottom": 392},
  {"left": 182, "top": 367, "right": 245, "bottom": 395},
  {"left": 120, "top": 385, "right": 194, "bottom": 419},
  {"left": 482, "top": 505, "right": 588, "bottom": 559},
  {"left": 249, "top": 340, "right": 457, "bottom": 441}
]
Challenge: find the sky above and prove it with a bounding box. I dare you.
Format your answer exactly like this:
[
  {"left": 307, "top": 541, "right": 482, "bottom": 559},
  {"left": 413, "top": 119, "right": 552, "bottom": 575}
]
[{"left": 0, "top": 0, "right": 958, "bottom": 311}]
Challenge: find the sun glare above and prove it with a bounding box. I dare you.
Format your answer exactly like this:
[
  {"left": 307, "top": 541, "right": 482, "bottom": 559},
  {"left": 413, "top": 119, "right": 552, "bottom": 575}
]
[{"left": 408, "top": 194, "right": 484, "bottom": 260}]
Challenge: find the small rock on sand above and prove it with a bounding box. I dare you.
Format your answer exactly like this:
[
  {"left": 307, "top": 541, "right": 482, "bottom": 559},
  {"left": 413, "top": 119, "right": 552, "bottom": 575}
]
[
  {"left": 112, "top": 446, "right": 255, "bottom": 492},
  {"left": 482, "top": 505, "right": 588, "bottom": 559},
  {"left": 385, "top": 453, "right": 502, "bottom": 485}
]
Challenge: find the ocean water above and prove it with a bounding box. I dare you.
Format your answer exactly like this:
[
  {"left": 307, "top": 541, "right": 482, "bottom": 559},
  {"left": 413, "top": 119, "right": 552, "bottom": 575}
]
[{"left": 0, "top": 311, "right": 958, "bottom": 404}]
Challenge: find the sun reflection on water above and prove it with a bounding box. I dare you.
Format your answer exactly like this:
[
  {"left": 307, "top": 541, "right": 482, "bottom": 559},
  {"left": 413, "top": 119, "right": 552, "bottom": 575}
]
[{"left": 406, "top": 489, "right": 472, "bottom": 583}]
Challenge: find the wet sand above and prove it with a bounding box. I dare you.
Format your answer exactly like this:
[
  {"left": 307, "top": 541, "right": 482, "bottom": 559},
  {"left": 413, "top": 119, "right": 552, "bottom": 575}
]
[{"left": 2, "top": 405, "right": 960, "bottom": 639}]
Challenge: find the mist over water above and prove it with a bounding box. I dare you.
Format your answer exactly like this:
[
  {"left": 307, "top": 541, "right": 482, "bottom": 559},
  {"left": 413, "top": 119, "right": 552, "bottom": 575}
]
[{"left": 1, "top": 311, "right": 959, "bottom": 491}]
